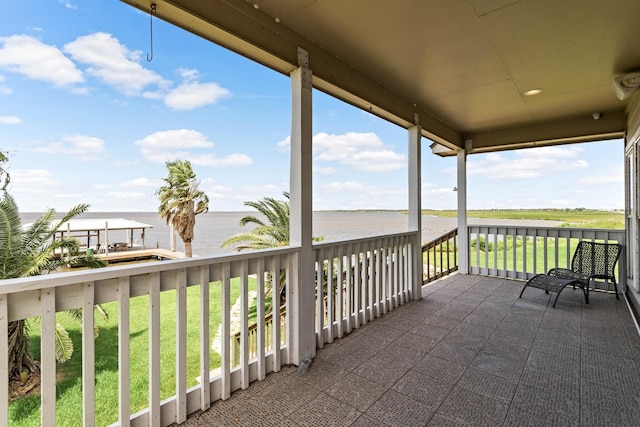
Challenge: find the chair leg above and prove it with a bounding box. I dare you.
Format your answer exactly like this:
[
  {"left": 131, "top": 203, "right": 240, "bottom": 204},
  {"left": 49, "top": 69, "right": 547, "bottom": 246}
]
[
  {"left": 519, "top": 283, "right": 528, "bottom": 299},
  {"left": 552, "top": 287, "right": 565, "bottom": 308},
  {"left": 580, "top": 284, "right": 588, "bottom": 304},
  {"left": 613, "top": 280, "right": 619, "bottom": 300},
  {"left": 585, "top": 285, "right": 589, "bottom": 304}
]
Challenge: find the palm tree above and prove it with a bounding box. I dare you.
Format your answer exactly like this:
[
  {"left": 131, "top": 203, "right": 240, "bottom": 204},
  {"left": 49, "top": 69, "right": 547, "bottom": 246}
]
[
  {"left": 222, "top": 192, "right": 323, "bottom": 305},
  {"left": 156, "top": 159, "right": 209, "bottom": 258},
  {"left": 1, "top": 195, "right": 106, "bottom": 381},
  {"left": 221, "top": 192, "right": 291, "bottom": 251}
]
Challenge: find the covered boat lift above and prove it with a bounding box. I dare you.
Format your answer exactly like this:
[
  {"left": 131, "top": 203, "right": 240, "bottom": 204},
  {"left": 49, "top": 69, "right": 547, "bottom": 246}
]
[{"left": 53, "top": 218, "right": 153, "bottom": 254}]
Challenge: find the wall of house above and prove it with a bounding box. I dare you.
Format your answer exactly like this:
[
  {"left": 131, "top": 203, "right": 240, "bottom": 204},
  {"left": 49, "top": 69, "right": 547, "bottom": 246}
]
[{"left": 625, "top": 91, "right": 640, "bottom": 314}]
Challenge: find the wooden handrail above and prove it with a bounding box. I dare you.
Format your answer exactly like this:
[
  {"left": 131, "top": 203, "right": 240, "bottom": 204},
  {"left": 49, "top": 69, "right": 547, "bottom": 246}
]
[
  {"left": 422, "top": 228, "right": 458, "bottom": 284},
  {"left": 232, "top": 305, "right": 287, "bottom": 366}
]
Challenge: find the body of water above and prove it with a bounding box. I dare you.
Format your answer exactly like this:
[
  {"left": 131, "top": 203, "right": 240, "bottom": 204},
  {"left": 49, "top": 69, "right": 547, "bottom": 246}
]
[{"left": 21, "top": 211, "right": 563, "bottom": 256}]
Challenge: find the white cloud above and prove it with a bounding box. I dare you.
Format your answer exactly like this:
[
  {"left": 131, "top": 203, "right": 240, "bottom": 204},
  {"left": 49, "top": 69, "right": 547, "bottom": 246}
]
[
  {"left": 277, "top": 136, "right": 291, "bottom": 150},
  {"left": 518, "top": 145, "right": 583, "bottom": 159},
  {"left": 64, "top": 32, "right": 168, "bottom": 95},
  {"left": 164, "top": 81, "right": 231, "bottom": 110},
  {"left": 0, "top": 115, "right": 21, "bottom": 124},
  {"left": 35, "top": 134, "right": 108, "bottom": 161},
  {"left": 106, "top": 191, "right": 147, "bottom": 199},
  {"left": 316, "top": 180, "right": 406, "bottom": 209},
  {"left": 0, "top": 35, "right": 83, "bottom": 87},
  {"left": 277, "top": 132, "right": 405, "bottom": 172},
  {"left": 0, "top": 74, "right": 10, "bottom": 94},
  {"left": 578, "top": 173, "right": 623, "bottom": 185},
  {"left": 314, "top": 132, "right": 405, "bottom": 172},
  {"left": 467, "top": 147, "right": 588, "bottom": 180},
  {"left": 177, "top": 67, "right": 200, "bottom": 82},
  {"left": 121, "top": 177, "right": 160, "bottom": 188},
  {"left": 134, "top": 129, "right": 252, "bottom": 166},
  {"left": 313, "top": 166, "right": 337, "bottom": 175},
  {"left": 59, "top": 0, "right": 77, "bottom": 9},
  {"left": 190, "top": 153, "right": 252, "bottom": 167},
  {"left": 11, "top": 169, "right": 57, "bottom": 187}
]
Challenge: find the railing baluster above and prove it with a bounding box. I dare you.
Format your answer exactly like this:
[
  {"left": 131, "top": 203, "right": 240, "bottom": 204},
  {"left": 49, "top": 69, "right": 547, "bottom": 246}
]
[
  {"left": 553, "top": 233, "right": 560, "bottom": 267},
  {"left": 327, "top": 247, "right": 334, "bottom": 343},
  {"left": 522, "top": 229, "right": 527, "bottom": 279},
  {"left": 271, "top": 256, "right": 281, "bottom": 372},
  {"left": 221, "top": 264, "right": 231, "bottom": 400},
  {"left": 118, "top": 277, "right": 130, "bottom": 427},
  {"left": 361, "top": 244, "right": 368, "bottom": 325},
  {"left": 532, "top": 233, "right": 537, "bottom": 275},
  {"left": 367, "top": 243, "right": 375, "bottom": 321},
  {"left": 394, "top": 238, "right": 399, "bottom": 308},
  {"left": 256, "top": 259, "right": 266, "bottom": 380},
  {"left": 373, "top": 241, "right": 380, "bottom": 317},
  {"left": 345, "top": 243, "right": 353, "bottom": 333},
  {"left": 380, "top": 240, "right": 386, "bottom": 311},
  {"left": 82, "top": 282, "right": 95, "bottom": 427},
  {"left": 543, "top": 234, "right": 548, "bottom": 273},
  {"left": 336, "top": 246, "right": 344, "bottom": 338},
  {"left": 199, "top": 266, "right": 210, "bottom": 411},
  {"left": 240, "top": 260, "right": 249, "bottom": 389},
  {"left": 176, "top": 269, "right": 187, "bottom": 423},
  {"left": 354, "top": 243, "right": 361, "bottom": 328},
  {"left": 405, "top": 238, "right": 418, "bottom": 301},
  {"left": 41, "top": 288, "right": 56, "bottom": 427},
  {"left": 149, "top": 272, "right": 161, "bottom": 426},
  {"left": 315, "top": 250, "right": 324, "bottom": 347}
]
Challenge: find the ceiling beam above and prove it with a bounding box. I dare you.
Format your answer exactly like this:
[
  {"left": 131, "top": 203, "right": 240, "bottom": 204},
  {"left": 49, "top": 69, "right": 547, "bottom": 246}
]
[
  {"left": 432, "top": 112, "right": 625, "bottom": 156},
  {"left": 119, "top": 0, "right": 462, "bottom": 148}
]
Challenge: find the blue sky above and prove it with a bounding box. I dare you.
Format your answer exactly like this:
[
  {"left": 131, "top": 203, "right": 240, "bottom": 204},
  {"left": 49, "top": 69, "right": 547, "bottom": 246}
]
[{"left": 0, "top": 1, "right": 624, "bottom": 213}]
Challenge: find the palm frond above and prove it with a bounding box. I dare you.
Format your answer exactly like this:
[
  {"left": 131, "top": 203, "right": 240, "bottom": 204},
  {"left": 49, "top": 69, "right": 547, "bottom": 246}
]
[{"left": 55, "top": 322, "right": 74, "bottom": 363}]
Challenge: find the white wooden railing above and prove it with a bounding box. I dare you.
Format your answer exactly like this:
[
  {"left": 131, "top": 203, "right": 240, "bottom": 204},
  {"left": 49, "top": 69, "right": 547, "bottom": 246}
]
[
  {"left": 468, "top": 225, "right": 626, "bottom": 291},
  {"left": 313, "top": 232, "right": 414, "bottom": 347},
  {"left": 1, "top": 232, "right": 419, "bottom": 427},
  {"left": 0, "top": 247, "right": 298, "bottom": 427}
]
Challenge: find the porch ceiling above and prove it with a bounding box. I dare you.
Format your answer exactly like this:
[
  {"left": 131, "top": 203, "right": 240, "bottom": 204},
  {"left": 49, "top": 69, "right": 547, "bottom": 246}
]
[{"left": 121, "top": 0, "right": 640, "bottom": 154}]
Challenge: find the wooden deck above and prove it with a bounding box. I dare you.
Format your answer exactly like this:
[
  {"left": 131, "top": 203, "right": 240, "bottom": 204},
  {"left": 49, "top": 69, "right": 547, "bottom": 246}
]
[{"left": 98, "top": 248, "right": 185, "bottom": 262}]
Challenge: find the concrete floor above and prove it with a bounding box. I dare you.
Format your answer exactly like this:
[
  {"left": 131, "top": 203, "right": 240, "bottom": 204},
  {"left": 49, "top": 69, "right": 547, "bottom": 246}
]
[{"left": 181, "top": 274, "right": 640, "bottom": 426}]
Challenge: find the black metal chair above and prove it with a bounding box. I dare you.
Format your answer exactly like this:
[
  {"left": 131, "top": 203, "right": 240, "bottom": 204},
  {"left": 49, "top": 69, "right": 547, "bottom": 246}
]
[{"left": 520, "top": 241, "right": 622, "bottom": 306}]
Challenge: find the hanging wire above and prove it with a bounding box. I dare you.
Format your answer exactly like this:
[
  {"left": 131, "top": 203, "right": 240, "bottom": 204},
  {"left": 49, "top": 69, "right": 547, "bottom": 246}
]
[{"left": 146, "top": 3, "right": 157, "bottom": 62}]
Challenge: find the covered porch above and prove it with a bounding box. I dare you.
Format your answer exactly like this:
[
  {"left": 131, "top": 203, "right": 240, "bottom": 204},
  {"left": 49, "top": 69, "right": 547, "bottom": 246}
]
[
  {"left": 3, "top": 0, "right": 640, "bottom": 425},
  {"left": 182, "top": 273, "right": 640, "bottom": 427}
]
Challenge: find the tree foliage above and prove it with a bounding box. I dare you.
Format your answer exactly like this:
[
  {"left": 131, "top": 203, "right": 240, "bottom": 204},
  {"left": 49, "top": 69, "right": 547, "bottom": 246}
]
[
  {"left": 0, "top": 152, "right": 106, "bottom": 382},
  {"left": 156, "top": 159, "right": 209, "bottom": 257},
  {"left": 1, "top": 194, "right": 107, "bottom": 379},
  {"left": 222, "top": 192, "right": 323, "bottom": 307},
  {"left": 222, "top": 192, "right": 291, "bottom": 251}
]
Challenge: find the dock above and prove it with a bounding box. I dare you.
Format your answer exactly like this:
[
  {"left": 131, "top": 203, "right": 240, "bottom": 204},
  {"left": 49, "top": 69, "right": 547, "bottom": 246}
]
[{"left": 98, "top": 248, "right": 185, "bottom": 263}]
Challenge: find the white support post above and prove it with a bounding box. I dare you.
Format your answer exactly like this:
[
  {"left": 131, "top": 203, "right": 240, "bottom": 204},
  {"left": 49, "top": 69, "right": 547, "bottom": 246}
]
[
  {"left": 289, "top": 47, "right": 316, "bottom": 366},
  {"left": 457, "top": 141, "right": 470, "bottom": 274},
  {"left": 408, "top": 124, "right": 422, "bottom": 300}
]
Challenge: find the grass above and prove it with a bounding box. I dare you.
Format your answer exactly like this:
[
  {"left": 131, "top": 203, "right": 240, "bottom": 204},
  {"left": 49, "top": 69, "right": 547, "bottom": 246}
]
[
  {"left": 422, "top": 208, "right": 625, "bottom": 229},
  {"left": 9, "top": 277, "right": 257, "bottom": 427},
  {"left": 468, "top": 236, "right": 573, "bottom": 273}
]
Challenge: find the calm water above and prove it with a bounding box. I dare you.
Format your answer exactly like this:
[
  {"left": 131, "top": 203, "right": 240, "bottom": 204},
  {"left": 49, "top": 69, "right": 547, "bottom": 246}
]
[{"left": 20, "top": 211, "right": 561, "bottom": 256}]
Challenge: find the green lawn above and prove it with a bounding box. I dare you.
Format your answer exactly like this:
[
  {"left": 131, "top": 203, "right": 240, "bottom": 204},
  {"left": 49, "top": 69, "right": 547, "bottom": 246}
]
[
  {"left": 9, "top": 277, "right": 257, "bottom": 427},
  {"left": 468, "top": 236, "right": 573, "bottom": 273}
]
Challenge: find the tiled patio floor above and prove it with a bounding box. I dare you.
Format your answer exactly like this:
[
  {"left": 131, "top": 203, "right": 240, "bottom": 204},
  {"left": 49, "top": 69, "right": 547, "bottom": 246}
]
[{"left": 181, "top": 274, "right": 640, "bottom": 426}]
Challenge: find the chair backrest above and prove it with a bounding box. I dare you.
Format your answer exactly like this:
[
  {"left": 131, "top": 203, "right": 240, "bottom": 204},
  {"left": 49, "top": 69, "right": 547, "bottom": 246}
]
[{"left": 571, "top": 241, "right": 622, "bottom": 278}]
